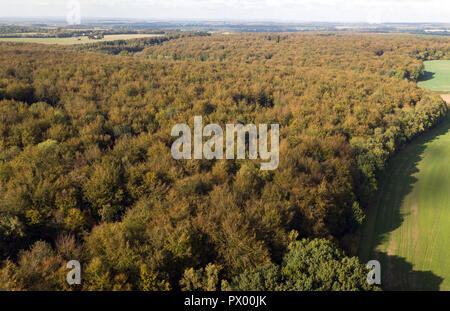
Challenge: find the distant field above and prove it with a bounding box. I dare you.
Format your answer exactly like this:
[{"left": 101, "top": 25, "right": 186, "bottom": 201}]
[
  {"left": 0, "top": 34, "right": 162, "bottom": 45},
  {"left": 418, "top": 60, "right": 450, "bottom": 92},
  {"left": 359, "top": 116, "right": 450, "bottom": 290}
]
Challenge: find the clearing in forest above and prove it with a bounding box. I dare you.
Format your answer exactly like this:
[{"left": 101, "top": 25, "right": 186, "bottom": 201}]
[{"left": 418, "top": 60, "right": 450, "bottom": 92}]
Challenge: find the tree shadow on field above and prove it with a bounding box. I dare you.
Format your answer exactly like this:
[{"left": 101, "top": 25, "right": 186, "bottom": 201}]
[
  {"left": 361, "top": 116, "right": 450, "bottom": 291},
  {"left": 373, "top": 252, "right": 444, "bottom": 291},
  {"left": 418, "top": 71, "right": 436, "bottom": 82}
]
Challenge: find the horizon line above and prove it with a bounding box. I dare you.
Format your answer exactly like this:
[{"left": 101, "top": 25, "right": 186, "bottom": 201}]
[{"left": 2, "top": 16, "right": 450, "bottom": 25}]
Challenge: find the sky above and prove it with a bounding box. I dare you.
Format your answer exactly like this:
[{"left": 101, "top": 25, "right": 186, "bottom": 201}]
[{"left": 1, "top": 0, "right": 450, "bottom": 23}]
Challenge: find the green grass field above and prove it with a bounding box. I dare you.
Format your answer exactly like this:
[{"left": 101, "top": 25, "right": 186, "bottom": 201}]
[
  {"left": 359, "top": 116, "right": 450, "bottom": 290},
  {"left": 0, "top": 34, "right": 162, "bottom": 45},
  {"left": 418, "top": 60, "right": 450, "bottom": 92}
]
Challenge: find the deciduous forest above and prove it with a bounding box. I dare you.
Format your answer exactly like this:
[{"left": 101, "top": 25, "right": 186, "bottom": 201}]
[{"left": 0, "top": 32, "right": 448, "bottom": 290}]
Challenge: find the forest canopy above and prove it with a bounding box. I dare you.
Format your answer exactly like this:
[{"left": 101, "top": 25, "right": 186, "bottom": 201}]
[{"left": 0, "top": 32, "right": 449, "bottom": 290}]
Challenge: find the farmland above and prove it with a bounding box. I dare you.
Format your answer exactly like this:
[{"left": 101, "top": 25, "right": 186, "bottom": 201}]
[
  {"left": 0, "top": 34, "right": 162, "bottom": 45},
  {"left": 418, "top": 60, "right": 450, "bottom": 92}
]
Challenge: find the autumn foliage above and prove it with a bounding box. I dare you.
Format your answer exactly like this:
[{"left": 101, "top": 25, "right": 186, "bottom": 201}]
[{"left": 0, "top": 33, "right": 448, "bottom": 290}]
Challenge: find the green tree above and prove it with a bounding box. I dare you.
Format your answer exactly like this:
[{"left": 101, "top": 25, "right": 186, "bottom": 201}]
[{"left": 230, "top": 239, "right": 377, "bottom": 291}]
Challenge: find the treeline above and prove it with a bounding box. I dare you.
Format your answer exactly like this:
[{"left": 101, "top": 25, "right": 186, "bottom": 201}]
[
  {"left": 0, "top": 33, "right": 448, "bottom": 290},
  {"left": 0, "top": 26, "right": 51, "bottom": 35},
  {"left": 0, "top": 25, "right": 166, "bottom": 39},
  {"left": 77, "top": 32, "right": 210, "bottom": 55}
]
